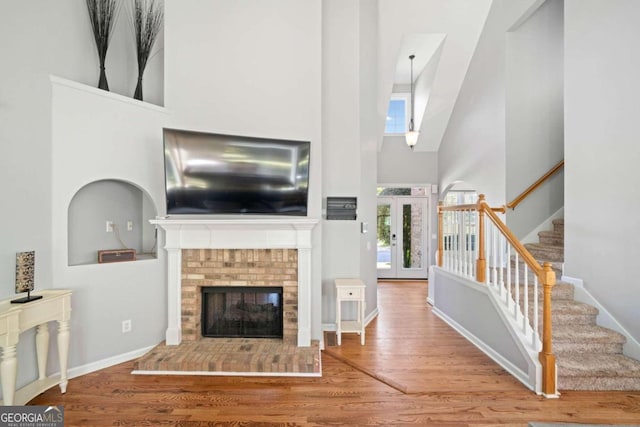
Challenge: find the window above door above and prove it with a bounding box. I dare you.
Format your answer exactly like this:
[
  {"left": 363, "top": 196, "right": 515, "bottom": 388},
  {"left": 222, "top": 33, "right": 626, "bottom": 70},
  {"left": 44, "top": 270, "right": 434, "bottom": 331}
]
[{"left": 384, "top": 93, "right": 410, "bottom": 135}]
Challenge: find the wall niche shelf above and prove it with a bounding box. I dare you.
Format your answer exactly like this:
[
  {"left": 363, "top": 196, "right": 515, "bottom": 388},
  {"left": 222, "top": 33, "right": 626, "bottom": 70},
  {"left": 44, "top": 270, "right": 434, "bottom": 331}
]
[{"left": 67, "top": 179, "right": 157, "bottom": 266}]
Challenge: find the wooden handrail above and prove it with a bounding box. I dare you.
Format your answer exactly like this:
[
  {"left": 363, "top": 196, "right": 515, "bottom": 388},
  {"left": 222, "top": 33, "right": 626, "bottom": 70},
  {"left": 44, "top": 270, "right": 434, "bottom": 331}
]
[
  {"left": 437, "top": 193, "right": 557, "bottom": 396},
  {"left": 480, "top": 196, "right": 557, "bottom": 395},
  {"left": 440, "top": 204, "right": 506, "bottom": 214},
  {"left": 506, "top": 160, "right": 564, "bottom": 210}
]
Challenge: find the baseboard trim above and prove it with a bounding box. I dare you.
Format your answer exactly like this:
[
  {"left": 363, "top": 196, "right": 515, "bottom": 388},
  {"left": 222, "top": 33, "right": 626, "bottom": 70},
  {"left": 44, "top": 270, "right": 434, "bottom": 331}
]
[
  {"left": 562, "top": 275, "right": 640, "bottom": 360},
  {"left": 55, "top": 345, "right": 157, "bottom": 380}
]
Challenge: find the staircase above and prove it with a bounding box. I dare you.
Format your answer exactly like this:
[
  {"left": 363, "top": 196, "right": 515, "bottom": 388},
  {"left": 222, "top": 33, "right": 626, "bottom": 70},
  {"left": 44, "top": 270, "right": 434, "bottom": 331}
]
[{"left": 524, "top": 219, "right": 640, "bottom": 391}]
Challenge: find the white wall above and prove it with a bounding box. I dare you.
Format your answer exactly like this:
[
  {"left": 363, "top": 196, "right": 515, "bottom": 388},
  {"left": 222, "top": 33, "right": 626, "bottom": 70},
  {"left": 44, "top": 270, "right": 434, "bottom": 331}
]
[
  {"left": 564, "top": 0, "right": 640, "bottom": 341},
  {"left": 506, "top": 0, "right": 564, "bottom": 238},
  {"left": 321, "top": 0, "right": 380, "bottom": 325},
  {"left": 164, "top": 0, "right": 324, "bottom": 339},
  {"left": 378, "top": 137, "right": 439, "bottom": 184},
  {"left": 359, "top": 0, "right": 380, "bottom": 318},
  {"left": 438, "top": 0, "right": 541, "bottom": 207},
  {"left": 50, "top": 78, "right": 169, "bottom": 372},
  {"left": 321, "top": 0, "right": 362, "bottom": 323},
  {"left": 0, "top": 1, "right": 163, "bottom": 390}
]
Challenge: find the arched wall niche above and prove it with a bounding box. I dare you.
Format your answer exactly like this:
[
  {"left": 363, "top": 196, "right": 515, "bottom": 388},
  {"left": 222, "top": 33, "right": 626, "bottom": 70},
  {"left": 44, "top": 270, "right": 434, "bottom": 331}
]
[{"left": 68, "top": 179, "right": 158, "bottom": 266}]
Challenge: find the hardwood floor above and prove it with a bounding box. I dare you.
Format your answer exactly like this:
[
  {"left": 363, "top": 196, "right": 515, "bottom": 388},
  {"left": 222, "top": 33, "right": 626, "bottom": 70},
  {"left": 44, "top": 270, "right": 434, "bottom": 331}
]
[{"left": 30, "top": 281, "right": 640, "bottom": 426}]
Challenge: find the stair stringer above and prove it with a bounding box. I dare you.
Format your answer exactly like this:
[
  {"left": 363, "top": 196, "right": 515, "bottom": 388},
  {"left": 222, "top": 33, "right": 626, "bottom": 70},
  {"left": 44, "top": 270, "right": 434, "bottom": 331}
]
[
  {"left": 431, "top": 267, "right": 547, "bottom": 394},
  {"left": 562, "top": 275, "right": 640, "bottom": 361}
]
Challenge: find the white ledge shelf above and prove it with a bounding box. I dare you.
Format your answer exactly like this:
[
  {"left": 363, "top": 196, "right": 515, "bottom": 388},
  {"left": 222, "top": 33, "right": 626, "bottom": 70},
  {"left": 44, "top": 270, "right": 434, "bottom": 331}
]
[{"left": 50, "top": 75, "right": 170, "bottom": 113}]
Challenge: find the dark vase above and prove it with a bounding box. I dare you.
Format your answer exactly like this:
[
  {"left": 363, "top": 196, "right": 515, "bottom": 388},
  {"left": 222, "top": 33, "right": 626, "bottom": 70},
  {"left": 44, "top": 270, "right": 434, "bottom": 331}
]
[
  {"left": 98, "top": 63, "right": 109, "bottom": 91},
  {"left": 133, "top": 75, "right": 143, "bottom": 101}
]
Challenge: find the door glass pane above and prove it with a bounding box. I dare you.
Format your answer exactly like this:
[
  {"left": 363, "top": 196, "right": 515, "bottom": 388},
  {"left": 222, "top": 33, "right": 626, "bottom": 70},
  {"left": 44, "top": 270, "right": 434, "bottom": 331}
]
[
  {"left": 377, "top": 204, "right": 391, "bottom": 270},
  {"left": 401, "top": 202, "right": 423, "bottom": 269}
]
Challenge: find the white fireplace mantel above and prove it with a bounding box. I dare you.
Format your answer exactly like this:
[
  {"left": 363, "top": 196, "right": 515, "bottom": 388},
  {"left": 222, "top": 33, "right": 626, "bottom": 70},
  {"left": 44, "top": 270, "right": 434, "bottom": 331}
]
[{"left": 151, "top": 216, "right": 319, "bottom": 347}]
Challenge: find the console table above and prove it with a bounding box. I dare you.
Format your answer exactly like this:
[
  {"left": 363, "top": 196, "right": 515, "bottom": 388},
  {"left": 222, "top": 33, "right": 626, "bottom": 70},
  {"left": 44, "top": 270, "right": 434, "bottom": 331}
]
[
  {"left": 335, "top": 278, "right": 365, "bottom": 345},
  {"left": 0, "top": 290, "right": 71, "bottom": 405}
]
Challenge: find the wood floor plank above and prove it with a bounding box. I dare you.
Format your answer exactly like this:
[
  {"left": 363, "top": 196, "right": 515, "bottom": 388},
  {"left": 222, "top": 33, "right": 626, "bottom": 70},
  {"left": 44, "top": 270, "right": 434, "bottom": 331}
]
[{"left": 29, "top": 281, "right": 640, "bottom": 426}]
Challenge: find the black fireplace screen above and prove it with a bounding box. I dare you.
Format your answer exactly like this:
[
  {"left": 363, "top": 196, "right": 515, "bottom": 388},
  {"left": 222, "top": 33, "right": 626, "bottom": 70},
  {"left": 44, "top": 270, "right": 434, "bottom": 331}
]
[{"left": 201, "top": 287, "right": 283, "bottom": 338}]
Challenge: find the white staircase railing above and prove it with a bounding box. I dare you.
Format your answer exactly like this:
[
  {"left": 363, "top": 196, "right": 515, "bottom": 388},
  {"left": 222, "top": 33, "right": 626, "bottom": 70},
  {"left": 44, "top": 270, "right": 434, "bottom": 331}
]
[{"left": 438, "top": 194, "right": 558, "bottom": 397}]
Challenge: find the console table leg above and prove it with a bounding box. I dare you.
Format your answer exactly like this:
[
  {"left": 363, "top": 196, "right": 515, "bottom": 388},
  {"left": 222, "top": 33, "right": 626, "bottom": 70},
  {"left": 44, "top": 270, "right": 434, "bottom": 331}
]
[
  {"left": 57, "top": 320, "right": 70, "bottom": 393},
  {"left": 36, "top": 323, "right": 50, "bottom": 380},
  {"left": 1, "top": 346, "right": 17, "bottom": 405}
]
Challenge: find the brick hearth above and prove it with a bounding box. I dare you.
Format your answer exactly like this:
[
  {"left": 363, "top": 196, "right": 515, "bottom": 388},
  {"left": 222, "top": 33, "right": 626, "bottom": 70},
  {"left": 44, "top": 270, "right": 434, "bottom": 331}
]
[{"left": 181, "top": 249, "right": 298, "bottom": 345}]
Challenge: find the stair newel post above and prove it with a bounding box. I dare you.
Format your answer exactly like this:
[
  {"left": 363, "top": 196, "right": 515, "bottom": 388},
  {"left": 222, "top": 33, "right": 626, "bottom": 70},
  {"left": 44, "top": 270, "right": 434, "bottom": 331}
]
[
  {"left": 438, "top": 201, "right": 444, "bottom": 267},
  {"left": 538, "top": 261, "right": 557, "bottom": 396},
  {"left": 476, "top": 195, "right": 486, "bottom": 283}
]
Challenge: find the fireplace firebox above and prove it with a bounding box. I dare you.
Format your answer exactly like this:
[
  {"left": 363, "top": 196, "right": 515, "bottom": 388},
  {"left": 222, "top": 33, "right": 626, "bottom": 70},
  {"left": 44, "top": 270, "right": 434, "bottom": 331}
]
[{"left": 201, "top": 287, "right": 283, "bottom": 339}]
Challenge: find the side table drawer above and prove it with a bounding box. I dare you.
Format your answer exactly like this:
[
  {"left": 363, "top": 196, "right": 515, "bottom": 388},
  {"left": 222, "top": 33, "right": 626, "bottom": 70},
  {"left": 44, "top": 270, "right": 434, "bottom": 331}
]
[{"left": 338, "top": 287, "right": 362, "bottom": 300}]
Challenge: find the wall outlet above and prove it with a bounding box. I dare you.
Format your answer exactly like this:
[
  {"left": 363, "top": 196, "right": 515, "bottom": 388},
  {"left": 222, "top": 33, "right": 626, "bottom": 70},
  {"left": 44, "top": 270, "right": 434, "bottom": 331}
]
[
  {"left": 106, "top": 221, "right": 114, "bottom": 232},
  {"left": 127, "top": 220, "right": 133, "bottom": 231},
  {"left": 122, "top": 319, "right": 132, "bottom": 333}
]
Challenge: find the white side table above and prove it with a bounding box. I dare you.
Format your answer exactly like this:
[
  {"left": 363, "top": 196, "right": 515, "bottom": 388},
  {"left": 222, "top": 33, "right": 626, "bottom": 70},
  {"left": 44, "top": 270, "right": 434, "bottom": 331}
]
[
  {"left": 335, "top": 278, "right": 366, "bottom": 345},
  {"left": 0, "top": 290, "right": 71, "bottom": 405}
]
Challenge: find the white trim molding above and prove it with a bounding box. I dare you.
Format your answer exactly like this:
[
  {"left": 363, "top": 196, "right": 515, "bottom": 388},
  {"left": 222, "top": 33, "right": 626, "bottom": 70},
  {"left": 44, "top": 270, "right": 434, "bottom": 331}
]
[{"left": 151, "top": 217, "right": 319, "bottom": 347}]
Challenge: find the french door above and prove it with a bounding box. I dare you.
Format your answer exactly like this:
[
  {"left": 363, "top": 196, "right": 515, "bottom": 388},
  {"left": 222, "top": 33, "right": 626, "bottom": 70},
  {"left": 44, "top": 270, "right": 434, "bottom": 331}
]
[{"left": 376, "top": 196, "right": 428, "bottom": 279}]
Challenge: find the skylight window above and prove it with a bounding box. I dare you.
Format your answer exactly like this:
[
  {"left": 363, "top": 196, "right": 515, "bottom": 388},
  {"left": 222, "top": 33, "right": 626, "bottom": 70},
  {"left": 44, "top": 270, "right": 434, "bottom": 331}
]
[{"left": 384, "top": 94, "right": 410, "bottom": 134}]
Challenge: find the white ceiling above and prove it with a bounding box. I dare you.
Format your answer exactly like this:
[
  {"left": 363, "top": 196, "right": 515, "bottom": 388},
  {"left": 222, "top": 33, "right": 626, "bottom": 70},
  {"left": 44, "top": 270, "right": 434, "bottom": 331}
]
[
  {"left": 378, "top": 0, "right": 494, "bottom": 152},
  {"left": 393, "top": 33, "right": 447, "bottom": 85}
]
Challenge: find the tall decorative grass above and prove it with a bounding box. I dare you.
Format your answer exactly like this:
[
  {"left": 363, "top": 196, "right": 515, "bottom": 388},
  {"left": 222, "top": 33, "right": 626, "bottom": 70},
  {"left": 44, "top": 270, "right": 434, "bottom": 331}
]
[
  {"left": 132, "top": 0, "right": 163, "bottom": 101},
  {"left": 86, "top": 0, "right": 119, "bottom": 91}
]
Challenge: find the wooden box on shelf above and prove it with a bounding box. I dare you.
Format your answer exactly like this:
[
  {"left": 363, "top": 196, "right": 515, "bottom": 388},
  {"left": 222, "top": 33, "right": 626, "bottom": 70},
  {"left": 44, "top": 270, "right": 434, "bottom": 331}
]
[{"left": 98, "top": 249, "right": 136, "bottom": 263}]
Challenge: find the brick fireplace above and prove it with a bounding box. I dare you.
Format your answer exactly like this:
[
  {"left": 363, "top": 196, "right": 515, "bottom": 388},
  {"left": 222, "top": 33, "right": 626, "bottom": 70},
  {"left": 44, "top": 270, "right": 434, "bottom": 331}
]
[
  {"left": 182, "top": 248, "right": 298, "bottom": 344},
  {"left": 150, "top": 217, "right": 318, "bottom": 347}
]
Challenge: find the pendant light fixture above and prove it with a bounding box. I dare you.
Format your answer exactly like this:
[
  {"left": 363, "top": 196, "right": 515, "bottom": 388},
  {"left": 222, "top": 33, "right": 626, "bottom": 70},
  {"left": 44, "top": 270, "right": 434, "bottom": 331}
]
[{"left": 405, "top": 54, "right": 419, "bottom": 149}]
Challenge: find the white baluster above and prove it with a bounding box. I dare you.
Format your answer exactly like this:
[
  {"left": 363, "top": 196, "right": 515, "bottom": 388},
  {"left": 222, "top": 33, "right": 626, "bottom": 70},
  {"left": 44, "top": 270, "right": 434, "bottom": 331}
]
[
  {"left": 509, "top": 252, "right": 520, "bottom": 312},
  {"left": 533, "top": 276, "right": 540, "bottom": 349},
  {"left": 499, "top": 233, "right": 505, "bottom": 296},
  {"left": 485, "top": 216, "right": 490, "bottom": 283},
  {"left": 514, "top": 253, "right": 520, "bottom": 318},
  {"left": 523, "top": 264, "right": 529, "bottom": 332},
  {"left": 491, "top": 225, "right": 498, "bottom": 287},
  {"left": 506, "top": 245, "right": 512, "bottom": 304}
]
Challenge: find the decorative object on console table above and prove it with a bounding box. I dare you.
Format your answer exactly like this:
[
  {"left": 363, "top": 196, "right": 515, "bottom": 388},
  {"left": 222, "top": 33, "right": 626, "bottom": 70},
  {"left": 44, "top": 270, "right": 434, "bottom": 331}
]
[
  {"left": 98, "top": 248, "right": 137, "bottom": 263},
  {"left": 86, "top": 0, "right": 120, "bottom": 91},
  {"left": 12, "top": 251, "right": 42, "bottom": 304},
  {"left": 132, "top": 0, "right": 163, "bottom": 101}
]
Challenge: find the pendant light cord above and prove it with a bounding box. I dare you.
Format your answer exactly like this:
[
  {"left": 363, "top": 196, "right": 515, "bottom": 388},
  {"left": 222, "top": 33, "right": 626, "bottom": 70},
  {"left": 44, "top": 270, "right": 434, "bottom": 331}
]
[{"left": 409, "top": 54, "right": 415, "bottom": 132}]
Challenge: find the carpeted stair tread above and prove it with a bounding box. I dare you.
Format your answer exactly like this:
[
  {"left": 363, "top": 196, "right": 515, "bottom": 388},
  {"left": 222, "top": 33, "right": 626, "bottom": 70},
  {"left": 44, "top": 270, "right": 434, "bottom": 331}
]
[
  {"left": 553, "top": 324, "right": 626, "bottom": 344},
  {"left": 537, "top": 230, "right": 564, "bottom": 246},
  {"left": 557, "top": 353, "right": 640, "bottom": 379},
  {"left": 550, "top": 300, "right": 598, "bottom": 316},
  {"left": 553, "top": 324, "right": 626, "bottom": 355},
  {"left": 547, "top": 300, "right": 598, "bottom": 325},
  {"left": 523, "top": 243, "right": 564, "bottom": 262},
  {"left": 552, "top": 218, "right": 564, "bottom": 234}
]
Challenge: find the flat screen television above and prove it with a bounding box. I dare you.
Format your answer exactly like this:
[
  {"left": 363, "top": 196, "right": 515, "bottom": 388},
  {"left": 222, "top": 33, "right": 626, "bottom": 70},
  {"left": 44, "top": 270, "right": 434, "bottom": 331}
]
[{"left": 163, "top": 128, "right": 310, "bottom": 216}]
